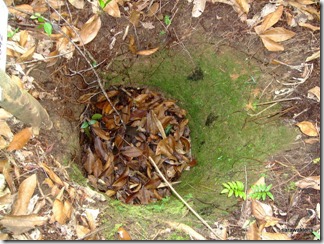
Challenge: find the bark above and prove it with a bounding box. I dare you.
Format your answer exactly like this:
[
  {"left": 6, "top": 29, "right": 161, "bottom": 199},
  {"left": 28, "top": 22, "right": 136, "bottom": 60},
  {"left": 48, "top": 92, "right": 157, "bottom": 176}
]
[{"left": 0, "top": 70, "right": 53, "bottom": 135}]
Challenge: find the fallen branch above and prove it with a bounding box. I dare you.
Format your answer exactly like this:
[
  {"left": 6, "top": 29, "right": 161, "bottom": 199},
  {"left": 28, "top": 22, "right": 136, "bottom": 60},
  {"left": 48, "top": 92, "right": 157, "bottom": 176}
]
[
  {"left": 148, "top": 156, "right": 224, "bottom": 240},
  {"left": 165, "top": 221, "right": 206, "bottom": 240}
]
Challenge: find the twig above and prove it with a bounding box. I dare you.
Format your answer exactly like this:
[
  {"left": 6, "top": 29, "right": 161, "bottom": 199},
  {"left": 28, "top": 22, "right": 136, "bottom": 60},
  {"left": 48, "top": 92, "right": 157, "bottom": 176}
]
[
  {"left": 256, "top": 97, "right": 301, "bottom": 106},
  {"left": 165, "top": 221, "right": 206, "bottom": 240},
  {"left": 45, "top": 1, "right": 126, "bottom": 128},
  {"left": 148, "top": 156, "right": 224, "bottom": 240}
]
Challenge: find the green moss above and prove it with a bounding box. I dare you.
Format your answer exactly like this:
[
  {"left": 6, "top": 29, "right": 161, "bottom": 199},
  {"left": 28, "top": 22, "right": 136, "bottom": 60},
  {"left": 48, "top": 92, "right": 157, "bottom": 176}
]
[{"left": 98, "top": 42, "right": 297, "bottom": 233}]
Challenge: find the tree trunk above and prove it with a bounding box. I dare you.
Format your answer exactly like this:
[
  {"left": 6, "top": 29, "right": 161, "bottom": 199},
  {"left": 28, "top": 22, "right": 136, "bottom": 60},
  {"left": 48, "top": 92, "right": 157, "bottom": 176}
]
[{"left": 0, "top": 70, "right": 53, "bottom": 135}]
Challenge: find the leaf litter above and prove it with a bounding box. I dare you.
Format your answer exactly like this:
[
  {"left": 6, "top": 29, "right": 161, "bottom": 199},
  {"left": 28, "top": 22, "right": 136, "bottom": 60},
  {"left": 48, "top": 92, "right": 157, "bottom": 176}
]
[{"left": 79, "top": 86, "right": 194, "bottom": 204}]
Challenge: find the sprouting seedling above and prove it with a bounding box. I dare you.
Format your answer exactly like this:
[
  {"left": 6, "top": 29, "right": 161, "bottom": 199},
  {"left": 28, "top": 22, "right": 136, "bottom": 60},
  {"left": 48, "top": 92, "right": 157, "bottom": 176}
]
[
  {"left": 221, "top": 181, "right": 246, "bottom": 200},
  {"left": 30, "top": 13, "right": 53, "bottom": 36},
  {"left": 98, "top": 0, "right": 111, "bottom": 9},
  {"left": 81, "top": 113, "right": 103, "bottom": 137},
  {"left": 248, "top": 183, "right": 274, "bottom": 201}
]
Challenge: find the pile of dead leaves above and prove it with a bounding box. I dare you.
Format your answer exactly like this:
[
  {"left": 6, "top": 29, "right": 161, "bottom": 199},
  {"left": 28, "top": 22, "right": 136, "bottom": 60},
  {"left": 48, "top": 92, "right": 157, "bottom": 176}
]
[{"left": 79, "top": 86, "right": 194, "bottom": 204}]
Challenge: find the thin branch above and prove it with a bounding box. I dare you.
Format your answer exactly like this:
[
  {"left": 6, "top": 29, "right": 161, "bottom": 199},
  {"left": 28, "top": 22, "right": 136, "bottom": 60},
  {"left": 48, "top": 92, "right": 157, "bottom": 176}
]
[{"left": 148, "top": 156, "right": 224, "bottom": 240}]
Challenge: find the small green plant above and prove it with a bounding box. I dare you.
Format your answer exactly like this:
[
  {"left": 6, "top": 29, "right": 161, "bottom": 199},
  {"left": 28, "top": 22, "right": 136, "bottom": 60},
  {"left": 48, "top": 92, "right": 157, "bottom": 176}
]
[
  {"left": 7, "top": 27, "right": 19, "bottom": 38},
  {"left": 221, "top": 181, "right": 246, "bottom": 200},
  {"left": 164, "top": 15, "right": 171, "bottom": 26},
  {"left": 249, "top": 183, "right": 274, "bottom": 201},
  {"left": 221, "top": 181, "right": 274, "bottom": 201},
  {"left": 81, "top": 113, "right": 103, "bottom": 137},
  {"left": 312, "top": 230, "right": 320, "bottom": 240},
  {"left": 159, "top": 30, "right": 166, "bottom": 36},
  {"left": 98, "top": 0, "right": 111, "bottom": 9},
  {"left": 30, "top": 13, "right": 53, "bottom": 36}
]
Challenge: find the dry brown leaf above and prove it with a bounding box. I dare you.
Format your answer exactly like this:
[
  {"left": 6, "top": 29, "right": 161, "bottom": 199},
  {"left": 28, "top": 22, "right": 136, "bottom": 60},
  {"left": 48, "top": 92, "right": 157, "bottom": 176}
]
[
  {"left": 296, "top": 121, "right": 318, "bottom": 137},
  {"left": 295, "top": 176, "right": 320, "bottom": 190},
  {"left": 129, "top": 10, "right": 140, "bottom": 26},
  {"left": 261, "top": 232, "right": 291, "bottom": 240},
  {"left": 0, "top": 109, "right": 13, "bottom": 120},
  {"left": 45, "top": 50, "right": 59, "bottom": 67},
  {"left": 103, "top": 0, "right": 120, "bottom": 17},
  {"left": 129, "top": 35, "right": 137, "bottom": 54},
  {"left": 7, "top": 127, "right": 33, "bottom": 152},
  {"left": 192, "top": 0, "right": 207, "bottom": 18},
  {"left": 245, "top": 221, "right": 260, "bottom": 240},
  {"left": 121, "top": 146, "right": 143, "bottom": 158},
  {"left": 260, "top": 27, "right": 296, "bottom": 42},
  {"left": 258, "top": 5, "right": 283, "bottom": 34},
  {"left": 19, "top": 30, "right": 29, "bottom": 47},
  {"left": 0, "top": 214, "right": 47, "bottom": 235},
  {"left": 136, "top": 47, "right": 159, "bottom": 56},
  {"left": 147, "top": 2, "right": 159, "bottom": 17},
  {"left": 52, "top": 199, "right": 72, "bottom": 225},
  {"left": 8, "top": 4, "right": 33, "bottom": 18},
  {"left": 0, "top": 121, "right": 13, "bottom": 139},
  {"left": 264, "top": 216, "right": 281, "bottom": 227},
  {"left": 77, "top": 14, "right": 101, "bottom": 46},
  {"left": 16, "top": 46, "right": 36, "bottom": 62},
  {"left": 39, "top": 162, "right": 64, "bottom": 186},
  {"left": 236, "top": 0, "right": 250, "bottom": 14},
  {"left": 247, "top": 176, "right": 265, "bottom": 196},
  {"left": 252, "top": 200, "right": 273, "bottom": 220},
  {"left": 68, "top": 0, "right": 84, "bottom": 9},
  {"left": 260, "top": 36, "right": 284, "bottom": 52},
  {"left": 11, "top": 174, "right": 37, "bottom": 215},
  {"left": 298, "top": 22, "right": 320, "bottom": 31},
  {"left": 117, "top": 227, "right": 132, "bottom": 240},
  {"left": 307, "top": 86, "right": 320, "bottom": 102},
  {"left": 306, "top": 50, "right": 320, "bottom": 62},
  {"left": 76, "top": 225, "right": 90, "bottom": 239}
]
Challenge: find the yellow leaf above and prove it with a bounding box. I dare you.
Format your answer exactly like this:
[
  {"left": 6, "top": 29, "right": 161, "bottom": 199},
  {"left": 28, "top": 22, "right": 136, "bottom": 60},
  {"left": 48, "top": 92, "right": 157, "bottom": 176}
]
[
  {"left": 136, "top": 47, "right": 159, "bottom": 56},
  {"left": 103, "top": 0, "right": 120, "bottom": 18},
  {"left": 76, "top": 225, "right": 90, "bottom": 239},
  {"left": 7, "top": 127, "right": 33, "bottom": 151},
  {"left": 259, "top": 5, "right": 283, "bottom": 33},
  {"left": 260, "top": 36, "right": 284, "bottom": 52},
  {"left": 296, "top": 121, "right": 318, "bottom": 137},
  {"left": 11, "top": 174, "right": 37, "bottom": 215},
  {"left": 261, "top": 232, "right": 291, "bottom": 240},
  {"left": 260, "top": 27, "right": 296, "bottom": 42},
  {"left": 298, "top": 22, "right": 320, "bottom": 31},
  {"left": 77, "top": 14, "right": 102, "bottom": 45}
]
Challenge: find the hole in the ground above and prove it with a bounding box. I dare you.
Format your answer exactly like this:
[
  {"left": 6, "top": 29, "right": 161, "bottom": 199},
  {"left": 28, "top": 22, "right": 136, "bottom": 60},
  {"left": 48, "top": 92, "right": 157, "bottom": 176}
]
[{"left": 79, "top": 85, "right": 193, "bottom": 204}]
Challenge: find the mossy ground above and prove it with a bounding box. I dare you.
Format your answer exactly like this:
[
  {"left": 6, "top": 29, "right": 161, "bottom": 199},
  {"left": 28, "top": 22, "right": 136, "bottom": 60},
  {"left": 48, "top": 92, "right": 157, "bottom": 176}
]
[{"left": 75, "top": 41, "right": 298, "bottom": 239}]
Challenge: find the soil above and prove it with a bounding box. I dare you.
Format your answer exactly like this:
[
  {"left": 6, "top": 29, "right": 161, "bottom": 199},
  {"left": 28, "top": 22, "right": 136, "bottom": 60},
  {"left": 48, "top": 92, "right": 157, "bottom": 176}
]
[{"left": 2, "top": 0, "right": 320, "bottom": 240}]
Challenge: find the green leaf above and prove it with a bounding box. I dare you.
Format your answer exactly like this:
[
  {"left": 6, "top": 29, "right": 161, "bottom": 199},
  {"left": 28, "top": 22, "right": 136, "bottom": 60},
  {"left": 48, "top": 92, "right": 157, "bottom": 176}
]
[
  {"left": 165, "top": 124, "right": 172, "bottom": 136},
  {"left": 7, "top": 27, "right": 19, "bottom": 38},
  {"left": 266, "top": 184, "right": 272, "bottom": 192},
  {"left": 222, "top": 183, "right": 230, "bottom": 189},
  {"left": 81, "top": 121, "right": 89, "bottom": 129},
  {"left": 228, "top": 181, "right": 235, "bottom": 189},
  {"left": 164, "top": 15, "right": 171, "bottom": 26},
  {"left": 91, "top": 113, "right": 103, "bottom": 120},
  {"left": 242, "top": 192, "right": 246, "bottom": 200},
  {"left": 38, "top": 17, "right": 45, "bottom": 23},
  {"left": 262, "top": 192, "right": 266, "bottom": 201},
  {"left": 234, "top": 190, "right": 238, "bottom": 197},
  {"left": 88, "top": 119, "right": 97, "bottom": 125},
  {"left": 228, "top": 189, "right": 233, "bottom": 198},
  {"left": 236, "top": 181, "right": 244, "bottom": 191},
  {"left": 43, "top": 22, "right": 52, "bottom": 35},
  {"left": 221, "top": 189, "right": 229, "bottom": 194},
  {"left": 267, "top": 191, "right": 274, "bottom": 200}
]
